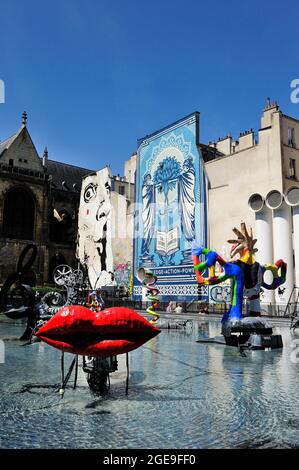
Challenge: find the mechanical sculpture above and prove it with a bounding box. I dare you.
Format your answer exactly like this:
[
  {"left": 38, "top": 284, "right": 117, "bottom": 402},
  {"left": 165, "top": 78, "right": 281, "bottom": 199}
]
[{"left": 192, "top": 222, "right": 286, "bottom": 350}]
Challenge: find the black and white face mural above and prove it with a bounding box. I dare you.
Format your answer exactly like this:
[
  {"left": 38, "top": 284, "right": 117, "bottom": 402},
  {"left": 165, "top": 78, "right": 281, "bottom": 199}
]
[{"left": 77, "top": 167, "right": 114, "bottom": 289}]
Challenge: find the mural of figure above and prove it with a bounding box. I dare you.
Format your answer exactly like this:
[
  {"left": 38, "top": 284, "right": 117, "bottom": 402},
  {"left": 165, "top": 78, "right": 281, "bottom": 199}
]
[
  {"left": 141, "top": 173, "right": 155, "bottom": 256},
  {"left": 133, "top": 116, "right": 207, "bottom": 301},
  {"left": 178, "top": 157, "right": 195, "bottom": 241},
  {"left": 77, "top": 167, "right": 114, "bottom": 289}
]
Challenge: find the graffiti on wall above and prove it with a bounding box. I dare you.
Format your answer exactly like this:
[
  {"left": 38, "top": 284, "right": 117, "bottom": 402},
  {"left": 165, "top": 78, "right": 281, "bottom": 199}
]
[
  {"left": 77, "top": 167, "right": 114, "bottom": 289},
  {"left": 113, "top": 262, "right": 131, "bottom": 287}
]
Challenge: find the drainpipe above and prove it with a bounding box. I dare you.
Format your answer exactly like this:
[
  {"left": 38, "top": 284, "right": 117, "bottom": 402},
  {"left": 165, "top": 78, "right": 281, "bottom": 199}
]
[
  {"left": 265, "top": 190, "right": 294, "bottom": 304},
  {"left": 285, "top": 186, "right": 299, "bottom": 289}
]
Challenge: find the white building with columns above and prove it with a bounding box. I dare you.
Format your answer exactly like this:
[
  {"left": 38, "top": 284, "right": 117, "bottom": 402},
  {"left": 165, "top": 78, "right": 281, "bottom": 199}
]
[{"left": 205, "top": 100, "right": 299, "bottom": 306}]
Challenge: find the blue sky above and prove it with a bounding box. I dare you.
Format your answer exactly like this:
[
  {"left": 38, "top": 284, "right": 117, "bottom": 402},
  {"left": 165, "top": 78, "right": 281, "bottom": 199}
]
[{"left": 0, "top": 0, "right": 298, "bottom": 174}]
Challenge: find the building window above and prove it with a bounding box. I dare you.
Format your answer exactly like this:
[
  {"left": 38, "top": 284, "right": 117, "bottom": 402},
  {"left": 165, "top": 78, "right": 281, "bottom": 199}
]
[
  {"left": 18, "top": 158, "right": 23, "bottom": 162},
  {"left": 118, "top": 185, "right": 125, "bottom": 196},
  {"left": 8, "top": 159, "right": 13, "bottom": 166},
  {"left": 2, "top": 187, "right": 35, "bottom": 240},
  {"left": 288, "top": 127, "right": 295, "bottom": 147},
  {"left": 290, "top": 158, "right": 296, "bottom": 179}
]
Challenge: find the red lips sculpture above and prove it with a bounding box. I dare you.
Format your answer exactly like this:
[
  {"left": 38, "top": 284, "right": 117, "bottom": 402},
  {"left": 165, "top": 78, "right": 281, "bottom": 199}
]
[{"left": 35, "top": 305, "right": 160, "bottom": 357}]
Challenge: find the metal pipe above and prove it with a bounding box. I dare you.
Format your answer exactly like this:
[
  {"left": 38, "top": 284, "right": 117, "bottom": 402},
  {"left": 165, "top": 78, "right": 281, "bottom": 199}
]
[{"left": 285, "top": 186, "right": 299, "bottom": 288}]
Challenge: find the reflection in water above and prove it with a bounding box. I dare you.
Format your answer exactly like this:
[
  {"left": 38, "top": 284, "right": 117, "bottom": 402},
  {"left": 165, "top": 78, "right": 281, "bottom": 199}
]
[{"left": 0, "top": 319, "right": 299, "bottom": 449}]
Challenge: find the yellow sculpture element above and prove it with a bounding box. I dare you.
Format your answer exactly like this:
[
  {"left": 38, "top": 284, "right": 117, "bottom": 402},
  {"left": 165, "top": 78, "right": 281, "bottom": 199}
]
[{"left": 227, "top": 221, "right": 258, "bottom": 264}]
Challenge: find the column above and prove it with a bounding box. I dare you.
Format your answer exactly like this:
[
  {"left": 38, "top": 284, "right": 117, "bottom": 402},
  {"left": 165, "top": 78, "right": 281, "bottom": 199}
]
[
  {"left": 266, "top": 191, "right": 294, "bottom": 304},
  {"left": 248, "top": 193, "right": 274, "bottom": 304}
]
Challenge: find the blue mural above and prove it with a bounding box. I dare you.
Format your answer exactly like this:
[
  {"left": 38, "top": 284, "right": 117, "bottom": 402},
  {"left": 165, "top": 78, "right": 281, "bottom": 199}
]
[{"left": 133, "top": 113, "right": 208, "bottom": 301}]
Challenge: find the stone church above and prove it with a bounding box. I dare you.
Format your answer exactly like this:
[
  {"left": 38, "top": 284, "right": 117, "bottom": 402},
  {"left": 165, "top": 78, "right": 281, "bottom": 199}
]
[{"left": 0, "top": 112, "right": 92, "bottom": 285}]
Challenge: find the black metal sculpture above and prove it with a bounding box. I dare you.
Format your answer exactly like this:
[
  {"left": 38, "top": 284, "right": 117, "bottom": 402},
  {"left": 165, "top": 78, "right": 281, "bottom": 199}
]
[{"left": 0, "top": 244, "right": 38, "bottom": 340}]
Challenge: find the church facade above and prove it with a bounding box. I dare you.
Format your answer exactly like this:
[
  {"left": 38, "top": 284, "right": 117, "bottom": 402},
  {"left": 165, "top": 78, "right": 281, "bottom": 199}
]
[{"left": 0, "top": 113, "right": 92, "bottom": 285}]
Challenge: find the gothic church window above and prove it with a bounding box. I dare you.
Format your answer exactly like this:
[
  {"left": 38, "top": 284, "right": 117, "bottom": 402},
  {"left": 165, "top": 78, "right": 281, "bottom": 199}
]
[{"left": 2, "top": 187, "right": 35, "bottom": 240}]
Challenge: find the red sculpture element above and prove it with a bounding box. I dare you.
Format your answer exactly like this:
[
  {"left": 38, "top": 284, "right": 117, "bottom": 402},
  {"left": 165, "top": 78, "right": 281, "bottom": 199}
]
[{"left": 35, "top": 305, "right": 160, "bottom": 357}]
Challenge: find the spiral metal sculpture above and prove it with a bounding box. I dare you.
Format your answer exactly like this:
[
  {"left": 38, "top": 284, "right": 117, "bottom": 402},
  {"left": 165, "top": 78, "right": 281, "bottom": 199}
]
[{"left": 136, "top": 267, "right": 160, "bottom": 324}]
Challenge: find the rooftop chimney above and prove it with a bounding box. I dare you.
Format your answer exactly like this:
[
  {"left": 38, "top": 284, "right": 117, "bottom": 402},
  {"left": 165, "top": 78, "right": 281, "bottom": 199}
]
[
  {"left": 239, "top": 129, "right": 254, "bottom": 150},
  {"left": 261, "top": 98, "right": 280, "bottom": 128},
  {"left": 215, "top": 134, "right": 232, "bottom": 155}
]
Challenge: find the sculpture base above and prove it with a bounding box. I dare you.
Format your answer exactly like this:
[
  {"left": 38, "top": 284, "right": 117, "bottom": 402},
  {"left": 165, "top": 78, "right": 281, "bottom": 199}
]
[
  {"left": 197, "top": 334, "right": 283, "bottom": 350},
  {"left": 221, "top": 316, "right": 273, "bottom": 337},
  {"left": 223, "top": 333, "right": 283, "bottom": 349},
  {"left": 197, "top": 317, "right": 283, "bottom": 350}
]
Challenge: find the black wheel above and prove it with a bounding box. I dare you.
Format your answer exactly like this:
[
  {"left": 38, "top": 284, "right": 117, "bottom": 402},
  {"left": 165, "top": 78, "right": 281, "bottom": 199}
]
[{"left": 84, "top": 357, "right": 110, "bottom": 396}]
